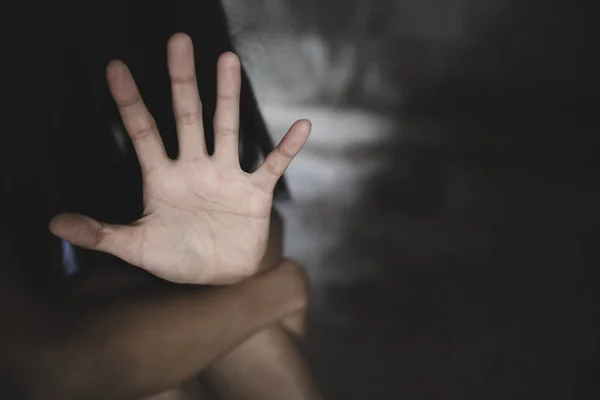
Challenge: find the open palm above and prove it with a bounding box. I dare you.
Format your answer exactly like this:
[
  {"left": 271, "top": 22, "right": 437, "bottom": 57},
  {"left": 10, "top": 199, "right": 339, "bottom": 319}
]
[{"left": 49, "top": 34, "right": 311, "bottom": 284}]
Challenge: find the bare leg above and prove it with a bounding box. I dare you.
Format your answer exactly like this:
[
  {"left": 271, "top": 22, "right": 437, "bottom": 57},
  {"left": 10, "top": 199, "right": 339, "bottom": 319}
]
[
  {"left": 1, "top": 232, "right": 307, "bottom": 400},
  {"left": 203, "top": 308, "right": 320, "bottom": 400},
  {"left": 140, "top": 210, "right": 321, "bottom": 400},
  {"left": 200, "top": 212, "right": 321, "bottom": 400},
  {"left": 1, "top": 210, "right": 320, "bottom": 400},
  {"left": 143, "top": 380, "right": 204, "bottom": 400}
]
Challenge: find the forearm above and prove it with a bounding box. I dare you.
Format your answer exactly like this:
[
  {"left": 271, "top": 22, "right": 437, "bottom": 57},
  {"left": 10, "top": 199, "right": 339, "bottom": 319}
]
[{"left": 2, "top": 263, "right": 306, "bottom": 400}]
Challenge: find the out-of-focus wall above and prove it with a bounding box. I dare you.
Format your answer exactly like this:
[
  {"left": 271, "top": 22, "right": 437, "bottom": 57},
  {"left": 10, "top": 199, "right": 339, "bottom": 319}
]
[
  {"left": 218, "top": 2, "right": 600, "bottom": 399},
  {"left": 223, "top": 0, "right": 597, "bottom": 114}
]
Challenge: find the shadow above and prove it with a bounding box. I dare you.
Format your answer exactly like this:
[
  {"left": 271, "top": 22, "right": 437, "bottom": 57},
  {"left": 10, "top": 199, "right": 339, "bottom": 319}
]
[
  {"left": 1, "top": 0, "right": 280, "bottom": 293},
  {"left": 304, "top": 1, "right": 600, "bottom": 398}
]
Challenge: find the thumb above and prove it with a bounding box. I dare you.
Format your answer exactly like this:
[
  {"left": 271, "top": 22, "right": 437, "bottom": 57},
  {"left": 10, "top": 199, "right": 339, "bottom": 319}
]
[{"left": 49, "top": 213, "right": 138, "bottom": 263}]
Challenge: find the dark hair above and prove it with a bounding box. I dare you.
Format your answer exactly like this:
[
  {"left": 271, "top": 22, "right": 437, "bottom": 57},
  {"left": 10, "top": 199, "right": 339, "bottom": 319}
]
[{"left": 1, "top": 0, "right": 285, "bottom": 291}]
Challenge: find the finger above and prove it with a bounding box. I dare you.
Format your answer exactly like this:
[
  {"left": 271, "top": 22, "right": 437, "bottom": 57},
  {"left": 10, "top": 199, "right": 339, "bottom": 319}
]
[
  {"left": 49, "top": 213, "right": 142, "bottom": 268},
  {"left": 107, "top": 60, "right": 167, "bottom": 174},
  {"left": 251, "top": 119, "right": 311, "bottom": 193},
  {"left": 167, "top": 33, "right": 206, "bottom": 159},
  {"left": 213, "top": 52, "right": 241, "bottom": 166}
]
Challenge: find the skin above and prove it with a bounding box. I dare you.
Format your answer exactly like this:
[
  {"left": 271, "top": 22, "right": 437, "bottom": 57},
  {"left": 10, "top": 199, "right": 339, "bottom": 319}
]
[
  {"left": 0, "top": 255, "right": 308, "bottom": 400},
  {"left": 198, "top": 210, "right": 320, "bottom": 400},
  {"left": 0, "top": 33, "right": 320, "bottom": 400},
  {"left": 139, "top": 210, "right": 320, "bottom": 400},
  {"left": 49, "top": 33, "right": 312, "bottom": 285},
  {"left": 1, "top": 211, "right": 319, "bottom": 400}
]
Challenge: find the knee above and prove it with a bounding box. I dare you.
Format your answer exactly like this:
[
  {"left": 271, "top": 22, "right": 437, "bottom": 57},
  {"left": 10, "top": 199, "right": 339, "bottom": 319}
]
[
  {"left": 277, "top": 259, "right": 310, "bottom": 337},
  {"left": 281, "top": 259, "right": 310, "bottom": 308}
]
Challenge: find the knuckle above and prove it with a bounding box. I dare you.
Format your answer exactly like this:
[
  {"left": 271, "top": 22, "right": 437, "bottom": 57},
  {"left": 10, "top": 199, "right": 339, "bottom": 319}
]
[
  {"left": 217, "top": 92, "right": 238, "bottom": 101},
  {"left": 95, "top": 222, "right": 107, "bottom": 247},
  {"left": 263, "top": 160, "right": 280, "bottom": 177},
  {"left": 177, "top": 109, "right": 202, "bottom": 127},
  {"left": 117, "top": 94, "right": 143, "bottom": 108},
  {"left": 276, "top": 145, "right": 294, "bottom": 159},
  {"left": 129, "top": 126, "right": 155, "bottom": 142},
  {"left": 215, "top": 125, "right": 237, "bottom": 136},
  {"left": 171, "top": 75, "right": 197, "bottom": 86}
]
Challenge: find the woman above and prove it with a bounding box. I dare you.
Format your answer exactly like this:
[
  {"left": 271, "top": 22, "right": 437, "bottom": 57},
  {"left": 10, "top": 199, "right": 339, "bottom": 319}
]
[{"left": 0, "top": 1, "right": 320, "bottom": 398}]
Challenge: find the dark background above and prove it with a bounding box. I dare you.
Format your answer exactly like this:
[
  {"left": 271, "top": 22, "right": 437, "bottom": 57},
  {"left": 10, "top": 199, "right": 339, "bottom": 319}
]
[
  {"left": 223, "top": 0, "right": 599, "bottom": 398},
  {"left": 1, "top": 0, "right": 596, "bottom": 398}
]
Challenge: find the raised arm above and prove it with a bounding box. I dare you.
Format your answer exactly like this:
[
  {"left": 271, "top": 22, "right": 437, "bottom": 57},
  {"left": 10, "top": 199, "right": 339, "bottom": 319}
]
[{"left": 49, "top": 34, "right": 311, "bottom": 286}]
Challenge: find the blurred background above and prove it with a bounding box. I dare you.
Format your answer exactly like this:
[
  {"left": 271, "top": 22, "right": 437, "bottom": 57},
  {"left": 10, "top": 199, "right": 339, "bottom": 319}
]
[{"left": 222, "top": 0, "right": 599, "bottom": 399}]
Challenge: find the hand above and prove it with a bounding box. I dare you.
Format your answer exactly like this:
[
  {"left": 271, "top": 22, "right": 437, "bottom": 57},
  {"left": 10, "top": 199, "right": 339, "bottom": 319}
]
[{"left": 49, "top": 33, "right": 311, "bottom": 285}]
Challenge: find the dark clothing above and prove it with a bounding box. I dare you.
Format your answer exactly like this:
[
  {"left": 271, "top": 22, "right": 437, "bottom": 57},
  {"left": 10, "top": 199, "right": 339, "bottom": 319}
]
[{"left": 0, "top": 0, "right": 281, "bottom": 292}]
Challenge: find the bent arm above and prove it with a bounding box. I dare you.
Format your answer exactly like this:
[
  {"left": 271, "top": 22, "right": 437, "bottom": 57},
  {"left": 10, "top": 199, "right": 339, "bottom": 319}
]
[
  {"left": 202, "top": 211, "right": 322, "bottom": 400},
  {"left": 0, "top": 254, "right": 306, "bottom": 400}
]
